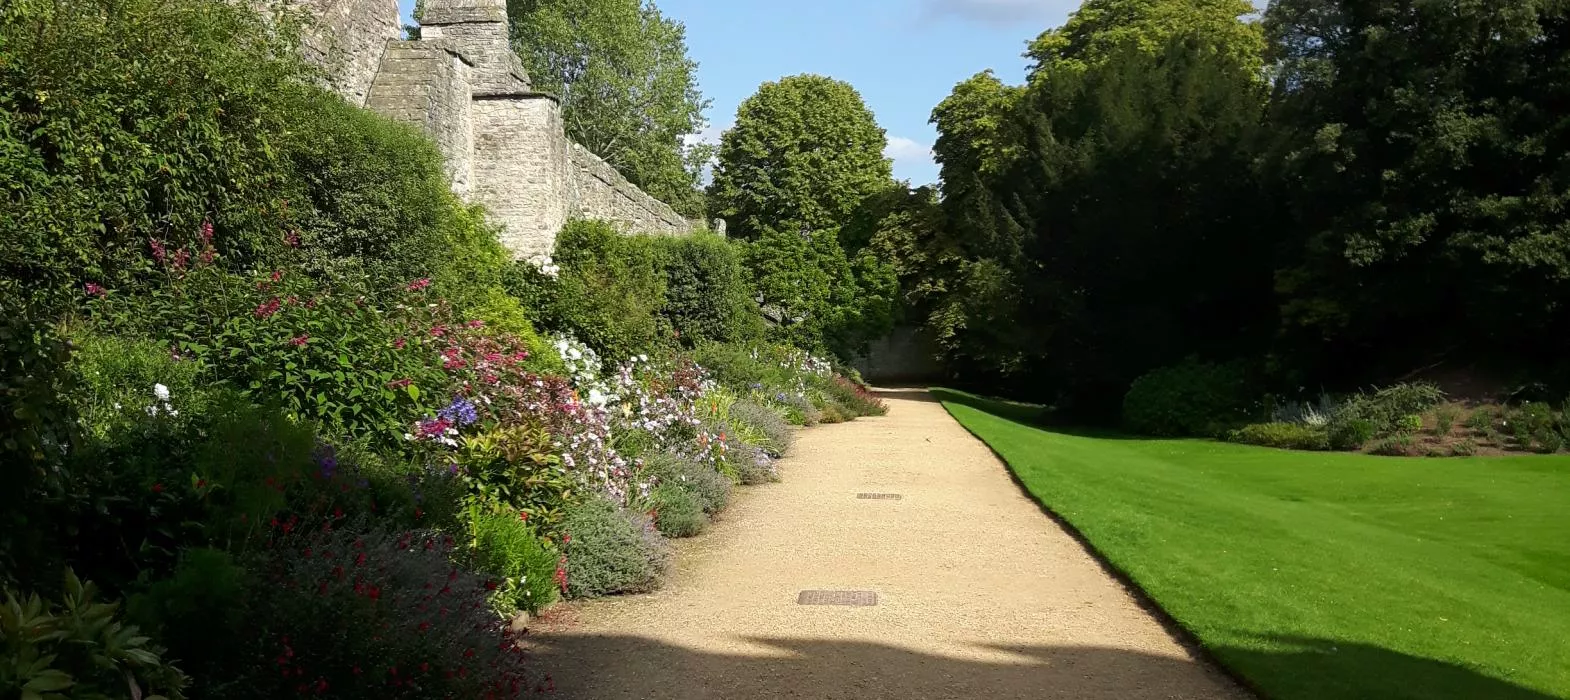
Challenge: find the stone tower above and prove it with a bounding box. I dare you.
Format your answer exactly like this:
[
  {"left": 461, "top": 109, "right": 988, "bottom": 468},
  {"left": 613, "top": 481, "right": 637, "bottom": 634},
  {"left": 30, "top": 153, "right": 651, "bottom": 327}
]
[{"left": 281, "top": 0, "right": 698, "bottom": 258}]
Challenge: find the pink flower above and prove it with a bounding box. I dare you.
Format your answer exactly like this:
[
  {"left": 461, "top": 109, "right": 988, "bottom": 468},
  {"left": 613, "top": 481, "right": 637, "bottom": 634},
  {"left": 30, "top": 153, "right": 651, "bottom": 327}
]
[
  {"left": 394, "top": 338, "right": 407, "bottom": 349},
  {"left": 84, "top": 282, "right": 105, "bottom": 297},
  {"left": 406, "top": 278, "right": 432, "bottom": 292},
  {"left": 484, "top": 352, "right": 504, "bottom": 363},
  {"left": 429, "top": 326, "right": 446, "bottom": 338},
  {"left": 149, "top": 238, "right": 168, "bottom": 264},
  {"left": 271, "top": 269, "right": 284, "bottom": 282},
  {"left": 254, "top": 298, "right": 282, "bottom": 319},
  {"left": 289, "top": 335, "right": 310, "bottom": 347},
  {"left": 172, "top": 248, "right": 190, "bottom": 271},
  {"left": 200, "top": 220, "right": 214, "bottom": 244},
  {"left": 199, "top": 248, "right": 215, "bottom": 266},
  {"left": 466, "top": 319, "right": 485, "bottom": 329},
  {"left": 284, "top": 230, "right": 301, "bottom": 248}
]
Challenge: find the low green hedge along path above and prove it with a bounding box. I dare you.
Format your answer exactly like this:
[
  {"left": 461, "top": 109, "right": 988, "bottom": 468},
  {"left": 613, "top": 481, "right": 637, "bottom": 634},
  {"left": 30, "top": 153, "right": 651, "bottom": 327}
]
[{"left": 934, "top": 388, "right": 1570, "bottom": 700}]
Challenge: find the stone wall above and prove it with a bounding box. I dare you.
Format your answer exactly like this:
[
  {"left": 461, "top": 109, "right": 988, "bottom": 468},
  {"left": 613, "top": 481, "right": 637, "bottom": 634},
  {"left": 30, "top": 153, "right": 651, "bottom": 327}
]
[
  {"left": 278, "top": 0, "right": 696, "bottom": 260},
  {"left": 294, "top": 0, "right": 403, "bottom": 107},
  {"left": 366, "top": 41, "right": 475, "bottom": 197},
  {"left": 471, "top": 96, "right": 572, "bottom": 258},
  {"left": 568, "top": 145, "right": 693, "bottom": 235}
]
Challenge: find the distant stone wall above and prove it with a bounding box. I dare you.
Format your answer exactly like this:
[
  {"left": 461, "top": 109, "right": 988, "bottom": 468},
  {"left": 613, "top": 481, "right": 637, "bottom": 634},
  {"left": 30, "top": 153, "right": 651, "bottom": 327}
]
[
  {"left": 568, "top": 144, "right": 692, "bottom": 235},
  {"left": 852, "top": 325, "right": 944, "bottom": 383},
  {"left": 278, "top": 0, "right": 696, "bottom": 260}
]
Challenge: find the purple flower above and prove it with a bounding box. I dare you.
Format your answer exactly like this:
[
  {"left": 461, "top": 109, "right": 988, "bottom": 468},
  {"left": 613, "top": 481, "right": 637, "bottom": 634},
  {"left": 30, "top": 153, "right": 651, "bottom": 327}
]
[
  {"left": 314, "top": 443, "right": 338, "bottom": 480},
  {"left": 438, "top": 396, "right": 479, "bottom": 426}
]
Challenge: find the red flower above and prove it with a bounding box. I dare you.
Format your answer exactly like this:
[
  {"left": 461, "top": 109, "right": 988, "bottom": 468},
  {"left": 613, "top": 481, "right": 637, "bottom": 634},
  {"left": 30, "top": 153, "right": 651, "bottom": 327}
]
[
  {"left": 518, "top": 511, "right": 529, "bottom": 521},
  {"left": 394, "top": 338, "right": 408, "bottom": 350},
  {"left": 271, "top": 269, "right": 284, "bottom": 282},
  {"left": 289, "top": 335, "right": 310, "bottom": 347},
  {"left": 406, "top": 278, "right": 431, "bottom": 292},
  {"left": 151, "top": 483, "right": 164, "bottom": 493},
  {"left": 196, "top": 478, "right": 207, "bottom": 488},
  {"left": 484, "top": 580, "right": 498, "bottom": 591},
  {"left": 84, "top": 282, "right": 106, "bottom": 297}
]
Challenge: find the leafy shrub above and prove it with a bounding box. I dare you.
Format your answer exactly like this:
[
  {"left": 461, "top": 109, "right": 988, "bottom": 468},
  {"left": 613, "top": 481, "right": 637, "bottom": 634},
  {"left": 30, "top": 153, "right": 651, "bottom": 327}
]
[
  {"left": 1395, "top": 414, "right": 1423, "bottom": 435},
  {"left": 231, "top": 526, "right": 535, "bottom": 699},
  {"left": 1370, "top": 436, "right": 1415, "bottom": 456},
  {"left": 1451, "top": 438, "right": 1479, "bottom": 456},
  {"left": 126, "top": 548, "right": 247, "bottom": 683},
  {"left": 650, "top": 485, "right": 707, "bottom": 538},
  {"left": 776, "top": 393, "right": 820, "bottom": 426},
  {"left": 729, "top": 442, "right": 780, "bottom": 485},
  {"left": 1337, "top": 382, "right": 1446, "bottom": 436},
  {"left": 1122, "top": 359, "right": 1252, "bottom": 437},
  {"left": 516, "top": 221, "right": 671, "bottom": 362},
  {"left": 456, "top": 426, "right": 573, "bottom": 530},
  {"left": 67, "top": 332, "right": 205, "bottom": 439},
  {"left": 726, "top": 400, "right": 794, "bottom": 457},
  {"left": 561, "top": 497, "right": 670, "bottom": 598},
  {"left": 1433, "top": 404, "right": 1460, "bottom": 435},
  {"left": 1464, "top": 407, "right": 1496, "bottom": 432},
  {"left": 467, "top": 507, "right": 561, "bottom": 616},
  {"left": 1533, "top": 428, "right": 1564, "bottom": 454},
  {"left": 653, "top": 233, "right": 763, "bottom": 346},
  {"left": 1271, "top": 394, "right": 1336, "bottom": 427},
  {"left": 1227, "top": 422, "right": 1330, "bottom": 451},
  {"left": 641, "top": 452, "right": 731, "bottom": 514},
  {"left": 818, "top": 375, "right": 888, "bottom": 417},
  {"left": 1328, "top": 418, "right": 1377, "bottom": 451},
  {"left": 2, "top": 569, "right": 188, "bottom": 700}
]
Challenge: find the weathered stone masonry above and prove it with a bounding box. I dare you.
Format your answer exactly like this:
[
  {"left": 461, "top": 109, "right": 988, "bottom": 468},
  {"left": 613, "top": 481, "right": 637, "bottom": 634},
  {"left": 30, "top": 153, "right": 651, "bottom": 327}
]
[{"left": 289, "top": 0, "right": 696, "bottom": 258}]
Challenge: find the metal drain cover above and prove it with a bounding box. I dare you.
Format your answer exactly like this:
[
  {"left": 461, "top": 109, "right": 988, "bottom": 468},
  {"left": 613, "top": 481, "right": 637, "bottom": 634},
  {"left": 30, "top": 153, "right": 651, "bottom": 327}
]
[
  {"left": 856, "top": 493, "right": 902, "bottom": 500},
  {"left": 797, "top": 590, "right": 878, "bottom": 606}
]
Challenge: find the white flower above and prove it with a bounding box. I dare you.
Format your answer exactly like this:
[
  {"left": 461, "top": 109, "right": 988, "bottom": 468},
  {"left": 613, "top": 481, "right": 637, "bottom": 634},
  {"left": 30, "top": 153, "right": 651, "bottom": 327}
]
[
  {"left": 113, "top": 402, "right": 122, "bottom": 410},
  {"left": 568, "top": 347, "right": 582, "bottom": 360},
  {"left": 638, "top": 354, "right": 648, "bottom": 362},
  {"left": 145, "top": 405, "right": 158, "bottom": 416},
  {"left": 153, "top": 383, "right": 170, "bottom": 401}
]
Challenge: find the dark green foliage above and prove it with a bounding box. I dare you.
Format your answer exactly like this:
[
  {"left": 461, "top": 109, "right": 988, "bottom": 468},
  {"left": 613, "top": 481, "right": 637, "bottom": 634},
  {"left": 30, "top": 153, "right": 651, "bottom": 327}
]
[
  {"left": 744, "top": 221, "right": 855, "bottom": 352},
  {"left": 2, "top": 570, "right": 189, "bottom": 700},
  {"left": 0, "top": 0, "right": 308, "bottom": 311},
  {"left": 126, "top": 548, "right": 246, "bottom": 683},
  {"left": 1264, "top": 0, "right": 1570, "bottom": 382},
  {"left": 1451, "top": 439, "right": 1479, "bottom": 457},
  {"left": 641, "top": 452, "right": 730, "bottom": 515},
  {"left": 561, "top": 497, "right": 670, "bottom": 598},
  {"left": 649, "top": 484, "right": 706, "bottom": 538},
  {"left": 467, "top": 507, "right": 561, "bottom": 615},
  {"left": 1122, "top": 360, "right": 1253, "bottom": 437},
  {"left": 1370, "top": 436, "right": 1415, "bottom": 456},
  {"left": 728, "top": 442, "right": 779, "bottom": 486},
  {"left": 1433, "top": 405, "right": 1461, "bottom": 436},
  {"left": 653, "top": 233, "right": 763, "bottom": 345},
  {"left": 1228, "top": 422, "right": 1331, "bottom": 451},
  {"left": 518, "top": 220, "right": 671, "bottom": 361}
]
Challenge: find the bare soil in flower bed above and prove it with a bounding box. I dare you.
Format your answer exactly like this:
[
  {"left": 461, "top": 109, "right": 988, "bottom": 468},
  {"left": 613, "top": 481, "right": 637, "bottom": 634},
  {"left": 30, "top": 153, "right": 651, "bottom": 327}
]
[{"left": 525, "top": 388, "right": 1245, "bottom": 700}]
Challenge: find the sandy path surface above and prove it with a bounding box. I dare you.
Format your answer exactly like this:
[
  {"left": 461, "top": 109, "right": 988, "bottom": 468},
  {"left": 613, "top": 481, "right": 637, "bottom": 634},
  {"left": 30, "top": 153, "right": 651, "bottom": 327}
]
[{"left": 530, "top": 388, "right": 1248, "bottom": 699}]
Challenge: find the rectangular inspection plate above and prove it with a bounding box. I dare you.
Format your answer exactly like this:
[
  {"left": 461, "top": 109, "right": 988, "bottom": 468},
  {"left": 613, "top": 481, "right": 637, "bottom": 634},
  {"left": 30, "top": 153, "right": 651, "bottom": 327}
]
[
  {"left": 856, "top": 493, "right": 903, "bottom": 500},
  {"left": 797, "top": 590, "right": 879, "bottom": 606}
]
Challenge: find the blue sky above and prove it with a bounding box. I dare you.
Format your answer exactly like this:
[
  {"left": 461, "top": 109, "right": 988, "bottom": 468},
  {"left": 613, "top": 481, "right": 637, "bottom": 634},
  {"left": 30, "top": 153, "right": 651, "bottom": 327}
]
[{"left": 398, "top": 0, "right": 1081, "bottom": 186}]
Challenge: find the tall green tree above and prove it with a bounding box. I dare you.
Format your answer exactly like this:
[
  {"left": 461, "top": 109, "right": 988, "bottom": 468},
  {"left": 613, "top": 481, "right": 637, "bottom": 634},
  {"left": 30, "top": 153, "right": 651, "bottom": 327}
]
[
  {"left": 507, "top": 0, "right": 711, "bottom": 217},
  {"left": 1263, "top": 0, "right": 1570, "bottom": 382},
  {"left": 707, "top": 74, "right": 893, "bottom": 241}
]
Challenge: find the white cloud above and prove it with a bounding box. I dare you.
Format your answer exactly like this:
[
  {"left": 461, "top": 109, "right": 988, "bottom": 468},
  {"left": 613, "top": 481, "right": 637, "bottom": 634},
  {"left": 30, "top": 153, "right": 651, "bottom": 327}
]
[
  {"left": 683, "top": 122, "right": 727, "bottom": 149},
  {"left": 885, "top": 135, "right": 934, "bottom": 171},
  {"left": 919, "top": 0, "right": 1066, "bottom": 27}
]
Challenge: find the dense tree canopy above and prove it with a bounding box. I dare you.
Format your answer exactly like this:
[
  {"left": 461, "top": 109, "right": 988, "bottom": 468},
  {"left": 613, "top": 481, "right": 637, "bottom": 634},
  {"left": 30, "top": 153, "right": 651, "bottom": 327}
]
[
  {"left": 507, "top": 0, "right": 711, "bottom": 217},
  {"left": 706, "top": 74, "right": 893, "bottom": 241}
]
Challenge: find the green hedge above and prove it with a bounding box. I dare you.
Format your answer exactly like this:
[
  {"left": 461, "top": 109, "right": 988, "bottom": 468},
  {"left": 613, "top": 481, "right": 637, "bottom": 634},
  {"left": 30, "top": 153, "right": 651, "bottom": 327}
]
[{"left": 653, "top": 233, "right": 763, "bottom": 346}]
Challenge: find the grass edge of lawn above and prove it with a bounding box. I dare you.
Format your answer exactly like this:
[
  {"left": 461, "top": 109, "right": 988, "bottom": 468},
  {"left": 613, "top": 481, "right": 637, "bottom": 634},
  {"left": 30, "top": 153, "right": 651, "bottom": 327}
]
[{"left": 929, "top": 386, "right": 1269, "bottom": 699}]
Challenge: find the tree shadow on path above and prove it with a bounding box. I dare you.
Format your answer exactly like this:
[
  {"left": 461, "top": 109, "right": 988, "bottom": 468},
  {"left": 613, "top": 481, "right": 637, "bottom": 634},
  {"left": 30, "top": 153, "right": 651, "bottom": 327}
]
[{"left": 527, "top": 632, "right": 1561, "bottom": 700}]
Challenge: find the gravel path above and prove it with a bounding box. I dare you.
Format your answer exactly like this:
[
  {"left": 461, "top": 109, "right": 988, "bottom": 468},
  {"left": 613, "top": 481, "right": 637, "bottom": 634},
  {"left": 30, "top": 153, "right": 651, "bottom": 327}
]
[{"left": 530, "top": 388, "right": 1248, "bottom": 699}]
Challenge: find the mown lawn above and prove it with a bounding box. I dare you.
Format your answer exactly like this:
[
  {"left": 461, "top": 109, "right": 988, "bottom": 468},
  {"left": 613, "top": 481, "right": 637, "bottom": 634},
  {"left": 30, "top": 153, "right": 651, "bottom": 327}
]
[{"left": 933, "top": 388, "right": 1570, "bottom": 700}]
